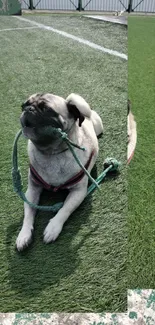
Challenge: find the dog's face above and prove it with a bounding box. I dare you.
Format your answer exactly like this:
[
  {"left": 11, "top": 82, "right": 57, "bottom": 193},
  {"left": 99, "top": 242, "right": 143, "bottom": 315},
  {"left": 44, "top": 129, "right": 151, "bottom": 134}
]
[{"left": 20, "top": 93, "right": 85, "bottom": 146}]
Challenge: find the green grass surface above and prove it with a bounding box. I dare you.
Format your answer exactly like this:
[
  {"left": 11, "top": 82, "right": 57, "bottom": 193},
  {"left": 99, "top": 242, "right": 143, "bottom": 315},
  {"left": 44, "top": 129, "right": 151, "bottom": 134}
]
[
  {"left": 128, "top": 17, "right": 155, "bottom": 287},
  {"left": 23, "top": 14, "right": 127, "bottom": 54},
  {"left": 0, "top": 15, "right": 127, "bottom": 312}
]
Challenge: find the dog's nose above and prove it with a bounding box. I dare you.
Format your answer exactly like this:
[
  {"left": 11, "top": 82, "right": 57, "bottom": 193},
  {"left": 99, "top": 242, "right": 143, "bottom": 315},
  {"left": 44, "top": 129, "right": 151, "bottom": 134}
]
[
  {"left": 25, "top": 106, "right": 35, "bottom": 112},
  {"left": 20, "top": 111, "right": 33, "bottom": 127}
]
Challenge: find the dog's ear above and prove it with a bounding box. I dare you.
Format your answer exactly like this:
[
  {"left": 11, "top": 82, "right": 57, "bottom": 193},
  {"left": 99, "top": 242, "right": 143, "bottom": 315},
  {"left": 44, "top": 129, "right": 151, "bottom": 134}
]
[
  {"left": 66, "top": 93, "right": 91, "bottom": 126},
  {"left": 67, "top": 102, "right": 85, "bottom": 126}
]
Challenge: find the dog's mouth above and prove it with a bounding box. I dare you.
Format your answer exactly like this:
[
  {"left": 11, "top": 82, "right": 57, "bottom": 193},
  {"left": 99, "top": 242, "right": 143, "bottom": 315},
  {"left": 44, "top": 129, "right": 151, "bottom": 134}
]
[
  {"left": 20, "top": 110, "right": 36, "bottom": 128},
  {"left": 20, "top": 118, "right": 35, "bottom": 131},
  {"left": 20, "top": 113, "right": 35, "bottom": 139},
  {"left": 20, "top": 114, "right": 32, "bottom": 127}
]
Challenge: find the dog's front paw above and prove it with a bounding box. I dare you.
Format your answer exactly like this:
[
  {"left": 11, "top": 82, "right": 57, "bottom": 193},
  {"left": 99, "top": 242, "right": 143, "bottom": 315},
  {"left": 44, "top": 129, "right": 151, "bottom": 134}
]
[
  {"left": 16, "top": 227, "right": 33, "bottom": 251},
  {"left": 43, "top": 218, "right": 63, "bottom": 243}
]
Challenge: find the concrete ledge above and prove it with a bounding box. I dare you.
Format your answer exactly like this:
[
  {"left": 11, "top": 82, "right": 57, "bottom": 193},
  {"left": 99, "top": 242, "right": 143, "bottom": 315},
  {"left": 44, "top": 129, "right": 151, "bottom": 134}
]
[
  {"left": 84, "top": 14, "right": 128, "bottom": 25},
  {"left": 21, "top": 10, "right": 155, "bottom": 16}
]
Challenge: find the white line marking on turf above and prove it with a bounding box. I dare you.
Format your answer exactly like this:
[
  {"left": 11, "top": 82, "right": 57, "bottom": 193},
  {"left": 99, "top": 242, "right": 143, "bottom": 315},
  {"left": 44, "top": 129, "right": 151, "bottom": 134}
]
[
  {"left": 14, "top": 16, "right": 127, "bottom": 60},
  {"left": 0, "top": 26, "right": 40, "bottom": 32}
]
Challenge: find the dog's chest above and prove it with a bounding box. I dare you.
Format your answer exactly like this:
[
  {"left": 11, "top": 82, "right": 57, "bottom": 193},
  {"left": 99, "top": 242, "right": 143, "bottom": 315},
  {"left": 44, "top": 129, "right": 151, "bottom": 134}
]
[{"left": 28, "top": 145, "right": 90, "bottom": 187}]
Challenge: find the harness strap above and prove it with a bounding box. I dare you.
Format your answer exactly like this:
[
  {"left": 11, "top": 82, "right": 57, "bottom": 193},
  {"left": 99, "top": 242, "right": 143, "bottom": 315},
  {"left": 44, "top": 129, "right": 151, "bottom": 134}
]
[{"left": 30, "top": 150, "right": 94, "bottom": 191}]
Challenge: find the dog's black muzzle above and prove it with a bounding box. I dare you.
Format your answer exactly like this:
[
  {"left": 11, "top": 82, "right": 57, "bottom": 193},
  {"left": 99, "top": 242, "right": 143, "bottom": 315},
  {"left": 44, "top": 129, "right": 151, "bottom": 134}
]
[{"left": 20, "top": 110, "right": 62, "bottom": 130}]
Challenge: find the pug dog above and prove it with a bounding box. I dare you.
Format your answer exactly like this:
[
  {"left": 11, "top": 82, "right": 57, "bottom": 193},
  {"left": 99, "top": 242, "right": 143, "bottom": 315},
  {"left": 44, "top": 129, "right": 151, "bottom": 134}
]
[{"left": 16, "top": 93, "right": 103, "bottom": 251}]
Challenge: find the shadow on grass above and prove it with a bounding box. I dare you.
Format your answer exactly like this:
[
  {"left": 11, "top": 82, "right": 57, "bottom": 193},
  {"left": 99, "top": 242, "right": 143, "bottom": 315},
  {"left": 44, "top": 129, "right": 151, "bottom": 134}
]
[
  {"left": 5, "top": 166, "right": 101, "bottom": 300},
  {"left": 5, "top": 163, "right": 120, "bottom": 306}
]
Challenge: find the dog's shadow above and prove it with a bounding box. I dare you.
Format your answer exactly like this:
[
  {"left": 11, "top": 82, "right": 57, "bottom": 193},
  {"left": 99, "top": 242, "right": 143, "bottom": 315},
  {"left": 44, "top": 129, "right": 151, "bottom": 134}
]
[{"left": 6, "top": 166, "right": 99, "bottom": 301}]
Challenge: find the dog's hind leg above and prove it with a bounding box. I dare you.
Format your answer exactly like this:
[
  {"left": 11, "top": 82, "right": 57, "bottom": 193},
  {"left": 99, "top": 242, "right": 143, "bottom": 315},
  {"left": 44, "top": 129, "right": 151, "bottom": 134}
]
[{"left": 90, "top": 110, "right": 103, "bottom": 137}]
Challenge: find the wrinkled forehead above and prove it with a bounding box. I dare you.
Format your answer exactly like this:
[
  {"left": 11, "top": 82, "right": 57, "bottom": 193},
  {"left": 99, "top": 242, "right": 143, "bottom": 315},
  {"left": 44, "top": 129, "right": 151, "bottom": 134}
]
[{"left": 25, "top": 93, "right": 68, "bottom": 116}]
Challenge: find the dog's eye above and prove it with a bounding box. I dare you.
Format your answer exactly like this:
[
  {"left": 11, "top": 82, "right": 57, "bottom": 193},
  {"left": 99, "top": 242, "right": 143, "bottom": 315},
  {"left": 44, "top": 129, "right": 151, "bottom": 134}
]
[{"left": 38, "top": 102, "right": 46, "bottom": 111}]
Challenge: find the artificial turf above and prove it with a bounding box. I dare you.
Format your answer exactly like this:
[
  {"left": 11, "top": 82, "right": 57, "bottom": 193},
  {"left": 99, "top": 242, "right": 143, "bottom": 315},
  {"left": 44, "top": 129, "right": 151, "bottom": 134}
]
[
  {"left": 0, "top": 15, "right": 127, "bottom": 312},
  {"left": 128, "top": 16, "right": 155, "bottom": 287}
]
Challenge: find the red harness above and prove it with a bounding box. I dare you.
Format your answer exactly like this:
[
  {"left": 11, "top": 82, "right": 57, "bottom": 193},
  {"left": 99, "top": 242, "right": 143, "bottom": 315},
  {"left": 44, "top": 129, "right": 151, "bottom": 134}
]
[{"left": 30, "top": 151, "right": 94, "bottom": 192}]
